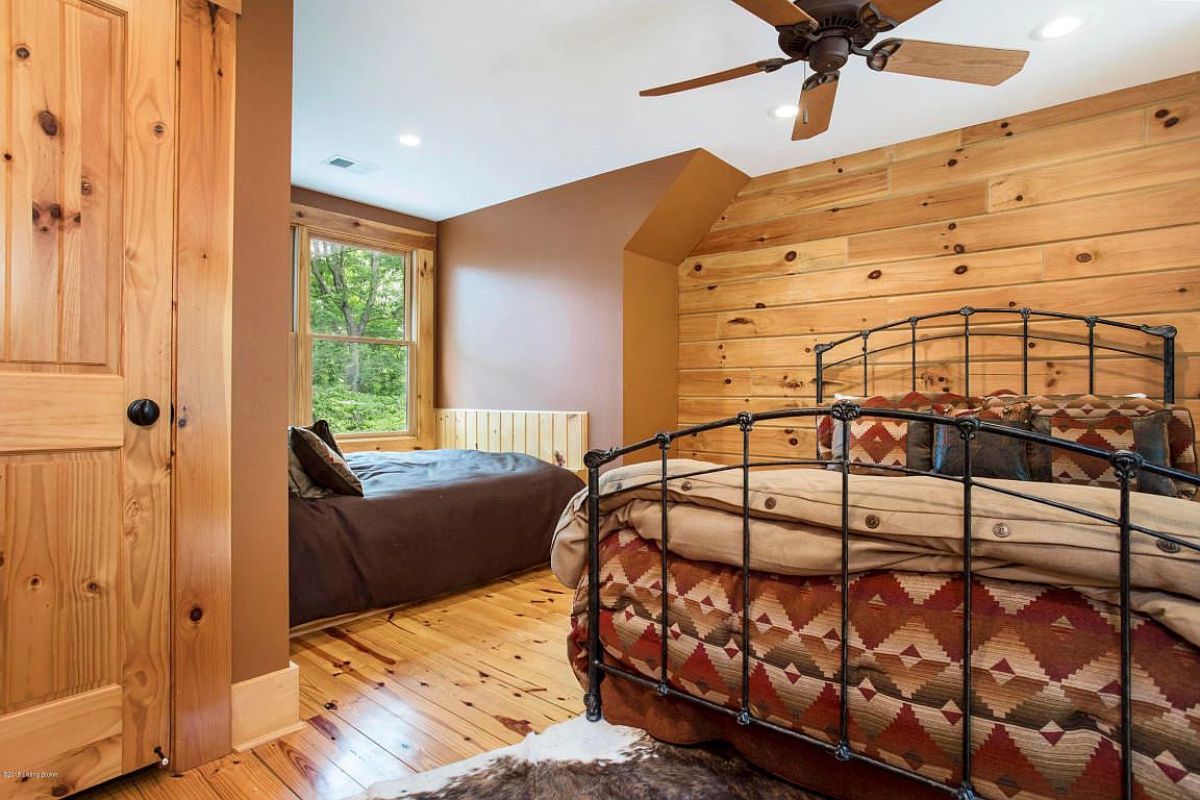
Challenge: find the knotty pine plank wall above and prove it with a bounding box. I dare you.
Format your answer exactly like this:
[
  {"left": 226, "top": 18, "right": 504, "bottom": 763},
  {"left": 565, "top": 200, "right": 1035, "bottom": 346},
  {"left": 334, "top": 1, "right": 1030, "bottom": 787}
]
[{"left": 675, "top": 72, "right": 1200, "bottom": 464}]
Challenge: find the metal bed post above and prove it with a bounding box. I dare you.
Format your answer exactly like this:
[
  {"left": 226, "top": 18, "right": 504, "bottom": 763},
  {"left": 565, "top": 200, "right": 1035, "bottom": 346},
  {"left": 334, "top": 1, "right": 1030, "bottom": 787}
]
[
  {"left": 815, "top": 344, "right": 827, "bottom": 405},
  {"left": 1161, "top": 325, "right": 1178, "bottom": 404},
  {"left": 1020, "top": 308, "right": 1031, "bottom": 395},
  {"left": 961, "top": 307, "right": 973, "bottom": 399},
  {"left": 1086, "top": 317, "right": 1098, "bottom": 395},
  {"left": 910, "top": 317, "right": 919, "bottom": 394},
  {"left": 584, "top": 454, "right": 604, "bottom": 722},
  {"left": 1113, "top": 450, "right": 1142, "bottom": 800},
  {"left": 957, "top": 416, "right": 980, "bottom": 800},
  {"left": 738, "top": 411, "right": 754, "bottom": 725},
  {"left": 658, "top": 433, "right": 671, "bottom": 697},
  {"left": 861, "top": 331, "right": 870, "bottom": 396},
  {"left": 835, "top": 401, "right": 858, "bottom": 763}
]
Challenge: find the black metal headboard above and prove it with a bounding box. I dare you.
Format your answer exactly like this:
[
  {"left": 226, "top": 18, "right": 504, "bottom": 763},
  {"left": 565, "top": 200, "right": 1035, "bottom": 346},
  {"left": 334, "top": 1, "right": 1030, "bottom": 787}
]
[{"left": 814, "top": 306, "right": 1178, "bottom": 404}]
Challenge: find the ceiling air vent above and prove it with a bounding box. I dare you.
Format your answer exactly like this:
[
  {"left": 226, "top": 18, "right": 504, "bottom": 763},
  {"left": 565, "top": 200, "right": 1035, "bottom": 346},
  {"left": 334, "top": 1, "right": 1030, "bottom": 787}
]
[{"left": 321, "top": 154, "right": 378, "bottom": 175}]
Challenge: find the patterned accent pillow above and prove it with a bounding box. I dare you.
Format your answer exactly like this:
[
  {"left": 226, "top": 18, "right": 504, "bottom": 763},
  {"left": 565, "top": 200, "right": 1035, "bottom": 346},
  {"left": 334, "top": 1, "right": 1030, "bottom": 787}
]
[
  {"left": 289, "top": 426, "right": 364, "bottom": 496},
  {"left": 825, "top": 391, "right": 979, "bottom": 474},
  {"left": 984, "top": 394, "right": 1197, "bottom": 496},
  {"left": 1031, "top": 411, "right": 1178, "bottom": 497},
  {"left": 932, "top": 403, "right": 1036, "bottom": 480}
]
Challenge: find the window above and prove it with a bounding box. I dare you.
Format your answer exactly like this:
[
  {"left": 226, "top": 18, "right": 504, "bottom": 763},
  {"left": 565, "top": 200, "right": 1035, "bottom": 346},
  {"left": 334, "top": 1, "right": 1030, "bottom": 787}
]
[
  {"left": 307, "top": 237, "right": 412, "bottom": 433},
  {"left": 291, "top": 205, "right": 435, "bottom": 449}
]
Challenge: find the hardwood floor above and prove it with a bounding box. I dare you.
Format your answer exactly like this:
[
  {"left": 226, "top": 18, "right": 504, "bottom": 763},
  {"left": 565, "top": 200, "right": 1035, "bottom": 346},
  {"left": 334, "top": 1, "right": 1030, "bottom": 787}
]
[{"left": 83, "top": 569, "right": 581, "bottom": 799}]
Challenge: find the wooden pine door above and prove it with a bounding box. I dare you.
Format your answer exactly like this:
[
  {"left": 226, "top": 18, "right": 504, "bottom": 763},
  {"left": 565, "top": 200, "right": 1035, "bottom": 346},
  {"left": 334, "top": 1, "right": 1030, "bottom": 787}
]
[{"left": 0, "top": 0, "right": 175, "bottom": 796}]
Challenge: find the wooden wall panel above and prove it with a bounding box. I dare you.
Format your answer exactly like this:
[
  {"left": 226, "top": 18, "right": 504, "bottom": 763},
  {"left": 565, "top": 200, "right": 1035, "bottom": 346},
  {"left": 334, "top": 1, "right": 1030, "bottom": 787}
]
[
  {"left": 173, "top": 0, "right": 236, "bottom": 772},
  {"left": 435, "top": 409, "right": 588, "bottom": 471},
  {"left": 677, "top": 72, "right": 1200, "bottom": 461}
]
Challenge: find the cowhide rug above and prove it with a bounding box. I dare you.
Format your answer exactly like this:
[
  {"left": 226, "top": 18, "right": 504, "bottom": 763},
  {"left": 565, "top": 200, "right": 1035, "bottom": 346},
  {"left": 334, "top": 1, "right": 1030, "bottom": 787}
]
[{"left": 346, "top": 715, "right": 823, "bottom": 800}]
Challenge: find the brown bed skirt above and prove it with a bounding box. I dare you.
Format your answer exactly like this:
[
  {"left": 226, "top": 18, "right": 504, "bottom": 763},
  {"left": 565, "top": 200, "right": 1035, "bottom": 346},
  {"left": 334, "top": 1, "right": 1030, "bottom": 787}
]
[{"left": 599, "top": 670, "right": 944, "bottom": 800}]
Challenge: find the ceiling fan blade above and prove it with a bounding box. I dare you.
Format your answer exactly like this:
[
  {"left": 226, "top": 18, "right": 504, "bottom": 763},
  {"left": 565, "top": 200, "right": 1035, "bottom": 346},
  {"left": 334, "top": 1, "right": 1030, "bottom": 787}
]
[
  {"left": 793, "top": 72, "right": 838, "bottom": 141},
  {"left": 867, "top": 0, "right": 944, "bottom": 25},
  {"left": 640, "top": 59, "right": 788, "bottom": 97},
  {"left": 730, "top": 0, "right": 816, "bottom": 27},
  {"left": 869, "top": 39, "right": 1029, "bottom": 86}
]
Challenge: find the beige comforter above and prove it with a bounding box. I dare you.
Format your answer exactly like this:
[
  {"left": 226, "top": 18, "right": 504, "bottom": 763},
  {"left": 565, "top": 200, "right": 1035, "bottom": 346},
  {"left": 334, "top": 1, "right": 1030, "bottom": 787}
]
[{"left": 552, "top": 460, "right": 1200, "bottom": 646}]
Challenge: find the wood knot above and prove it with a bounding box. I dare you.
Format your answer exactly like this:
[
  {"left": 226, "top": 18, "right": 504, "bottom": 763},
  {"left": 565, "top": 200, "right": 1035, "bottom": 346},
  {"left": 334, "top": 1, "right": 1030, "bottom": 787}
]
[
  {"left": 728, "top": 317, "right": 751, "bottom": 325},
  {"left": 51, "top": 787, "right": 69, "bottom": 798},
  {"left": 1000, "top": 121, "right": 1010, "bottom": 129},
  {"left": 1155, "top": 108, "right": 1170, "bottom": 119},
  {"left": 865, "top": 514, "right": 881, "bottom": 529},
  {"left": 723, "top": 378, "right": 732, "bottom": 385},
  {"left": 85, "top": 580, "right": 101, "bottom": 594},
  {"left": 15, "top": 45, "right": 30, "bottom": 59},
  {"left": 1164, "top": 117, "right": 1180, "bottom": 128},
  {"left": 1014, "top": 194, "right": 1024, "bottom": 202},
  {"left": 81, "top": 180, "right": 93, "bottom": 195},
  {"left": 946, "top": 158, "right": 958, "bottom": 167},
  {"left": 188, "top": 606, "right": 204, "bottom": 623},
  {"left": 152, "top": 121, "right": 166, "bottom": 136},
  {"left": 28, "top": 575, "right": 42, "bottom": 589},
  {"left": 947, "top": 222, "right": 957, "bottom": 231},
  {"left": 788, "top": 437, "right": 798, "bottom": 446},
  {"left": 1075, "top": 252, "right": 1093, "bottom": 263},
  {"left": 3, "top": 152, "right": 11, "bottom": 161},
  {"left": 49, "top": 204, "right": 62, "bottom": 220},
  {"left": 38, "top": 110, "right": 59, "bottom": 137},
  {"left": 954, "top": 265, "right": 968, "bottom": 275},
  {"left": 754, "top": 302, "right": 766, "bottom": 309},
  {"left": 784, "top": 251, "right": 797, "bottom": 262},
  {"left": 692, "top": 263, "right": 702, "bottom": 272},
  {"left": 953, "top": 244, "right": 966, "bottom": 254},
  {"left": 867, "top": 270, "right": 882, "bottom": 280}
]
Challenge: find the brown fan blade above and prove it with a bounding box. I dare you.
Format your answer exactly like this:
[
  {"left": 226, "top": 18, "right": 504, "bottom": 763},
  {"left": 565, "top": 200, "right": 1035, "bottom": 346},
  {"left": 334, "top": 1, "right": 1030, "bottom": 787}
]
[
  {"left": 793, "top": 72, "right": 838, "bottom": 141},
  {"left": 640, "top": 59, "right": 787, "bottom": 97},
  {"left": 730, "top": 0, "right": 816, "bottom": 27},
  {"left": 870, "top": 39, "right": 1029, "bottom": 86},
  {"left": 868, "top": 0, "right": 944, "bottom": 25}
]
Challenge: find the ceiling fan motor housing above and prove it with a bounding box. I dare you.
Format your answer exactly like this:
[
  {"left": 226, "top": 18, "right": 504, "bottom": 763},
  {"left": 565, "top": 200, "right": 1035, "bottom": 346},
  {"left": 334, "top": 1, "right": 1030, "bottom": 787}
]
[{"left": 779, "top": 0, "right": 892, "bottom": 73}]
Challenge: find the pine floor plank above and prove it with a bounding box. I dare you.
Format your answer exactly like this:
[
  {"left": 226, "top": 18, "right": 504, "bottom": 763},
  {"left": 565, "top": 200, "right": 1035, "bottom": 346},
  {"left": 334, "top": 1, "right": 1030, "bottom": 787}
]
[{"left": 78, "top": 569, "right": 578, "bottom": 799}]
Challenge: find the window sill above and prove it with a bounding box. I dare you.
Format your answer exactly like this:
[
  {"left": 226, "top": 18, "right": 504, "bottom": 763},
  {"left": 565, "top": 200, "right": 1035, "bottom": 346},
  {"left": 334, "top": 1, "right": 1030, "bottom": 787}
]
[{"left": 336, "top": 434, "right": 426, "bottom": 454}]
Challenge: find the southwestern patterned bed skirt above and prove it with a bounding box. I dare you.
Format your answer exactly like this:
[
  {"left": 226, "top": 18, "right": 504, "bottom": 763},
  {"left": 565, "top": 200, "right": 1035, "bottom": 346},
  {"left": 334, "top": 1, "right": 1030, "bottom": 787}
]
[{"left": 568, "top": 531, "right": 1200, "bottom": 800}]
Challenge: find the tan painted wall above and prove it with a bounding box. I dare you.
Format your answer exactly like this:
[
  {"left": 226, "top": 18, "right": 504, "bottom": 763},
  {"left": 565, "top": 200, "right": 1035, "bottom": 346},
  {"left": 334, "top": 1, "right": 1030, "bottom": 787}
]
[
  {"left": 231, "top": 0, "right": 292, "bottom": 682},
  {"left": 675, "top": 72, "right": 1200, "bottom": 464},
  {"left": 437, "top": 153, "right": 696, "bottom": 450}
]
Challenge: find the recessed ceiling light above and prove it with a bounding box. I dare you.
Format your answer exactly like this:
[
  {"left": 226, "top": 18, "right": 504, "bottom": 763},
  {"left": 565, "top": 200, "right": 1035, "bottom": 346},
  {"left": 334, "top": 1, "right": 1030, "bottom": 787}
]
[
  {"left": 1031, "top": 15, "right": 1084, "bottom": 40},
  {"left": 769, "top": 104, "right": 798, "bottom": 120},
  {"left": 395, "top": 133, "right": 422, "bottom": 147}
]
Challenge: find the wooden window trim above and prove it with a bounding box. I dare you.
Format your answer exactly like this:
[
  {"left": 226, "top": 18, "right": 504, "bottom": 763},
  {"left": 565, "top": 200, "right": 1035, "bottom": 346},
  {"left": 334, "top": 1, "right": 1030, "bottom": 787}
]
[{"left": 290, "top": 202, "right": 437, "bottom": 451}]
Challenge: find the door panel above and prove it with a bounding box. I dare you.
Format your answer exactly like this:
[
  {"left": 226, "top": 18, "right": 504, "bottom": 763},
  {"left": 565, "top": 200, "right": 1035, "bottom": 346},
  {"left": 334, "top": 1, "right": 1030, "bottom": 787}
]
[{"left": 0, "top": 0, "right": 175, "bottom": 795}]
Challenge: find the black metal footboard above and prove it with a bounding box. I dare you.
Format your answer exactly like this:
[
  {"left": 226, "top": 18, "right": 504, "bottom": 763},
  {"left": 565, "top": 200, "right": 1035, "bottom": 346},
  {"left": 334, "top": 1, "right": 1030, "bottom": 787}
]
[{"left": 581, "top": 410, "right": 1199, "bottom": 800}]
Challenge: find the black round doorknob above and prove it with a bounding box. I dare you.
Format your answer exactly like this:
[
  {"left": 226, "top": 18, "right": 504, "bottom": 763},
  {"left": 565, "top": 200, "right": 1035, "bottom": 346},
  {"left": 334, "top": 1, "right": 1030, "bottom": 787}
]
[{"left": 127, "top": 399, "right": 161, "bottom": 427}]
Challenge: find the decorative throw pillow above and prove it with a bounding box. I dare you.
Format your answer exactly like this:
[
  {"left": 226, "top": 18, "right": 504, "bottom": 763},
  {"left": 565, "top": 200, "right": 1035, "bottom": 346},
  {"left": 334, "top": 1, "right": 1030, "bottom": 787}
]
[
  {"left": 287, "top": 445, "right": 332, "bottom": 500},
  {"left": 825, "top": 391, "right": 978, "bottom": 473},
  {"left": 289, "top": 426, "right": 364, "bottom": 496},
  {"left": 1031, "top": 411, "right": 1179, "bottom": 497},
  {"left": 932, "top": 403, "right": 1035, "bottom": 480}
]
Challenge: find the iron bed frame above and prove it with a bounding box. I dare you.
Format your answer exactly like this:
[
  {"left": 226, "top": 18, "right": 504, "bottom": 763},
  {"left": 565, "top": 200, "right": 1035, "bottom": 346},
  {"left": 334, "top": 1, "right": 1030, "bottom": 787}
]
[{"left": 580, "top": 308, "right": 1197, "bottom": 800}]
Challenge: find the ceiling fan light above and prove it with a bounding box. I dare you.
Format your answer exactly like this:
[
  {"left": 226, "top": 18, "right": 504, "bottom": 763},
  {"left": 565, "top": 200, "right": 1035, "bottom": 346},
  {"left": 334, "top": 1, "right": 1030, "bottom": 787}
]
[
  {"left": 770, "top": 104, "right": 799, "bottom": 119},
  {"left": 1031, "top": 15, "right": 1084, "bottom": 41}
]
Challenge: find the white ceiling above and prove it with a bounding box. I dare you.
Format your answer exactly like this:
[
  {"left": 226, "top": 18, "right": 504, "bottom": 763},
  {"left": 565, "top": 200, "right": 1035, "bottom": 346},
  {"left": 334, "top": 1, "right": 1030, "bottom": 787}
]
[{"left": 292, "top": 0, "right": 1200, "bottom": 222}]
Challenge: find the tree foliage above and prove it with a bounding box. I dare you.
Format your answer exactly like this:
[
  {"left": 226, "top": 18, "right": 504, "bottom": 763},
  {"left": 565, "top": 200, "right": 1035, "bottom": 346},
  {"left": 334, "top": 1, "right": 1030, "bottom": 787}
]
[{"left": 309, "top": 239, "right": 408, "bottom": 433}]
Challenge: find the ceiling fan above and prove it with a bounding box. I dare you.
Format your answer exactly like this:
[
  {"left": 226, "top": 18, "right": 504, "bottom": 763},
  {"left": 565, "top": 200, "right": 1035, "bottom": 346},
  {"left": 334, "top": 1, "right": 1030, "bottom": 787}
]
[{"left": 640, "top": 0, "right": 1030, "bottom": 141}]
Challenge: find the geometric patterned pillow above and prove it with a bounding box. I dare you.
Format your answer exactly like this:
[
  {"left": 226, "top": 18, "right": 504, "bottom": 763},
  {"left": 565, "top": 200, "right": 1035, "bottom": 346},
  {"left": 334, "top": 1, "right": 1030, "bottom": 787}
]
[
  {"left": 820, "top": 391, "right": 979, "bottom": 470},
  {"left": 1031, "top": 411, "right": 1178, "bottom": 496},
  {"left": 984, "top": 393, "right": 1197, "bottom": 496}
]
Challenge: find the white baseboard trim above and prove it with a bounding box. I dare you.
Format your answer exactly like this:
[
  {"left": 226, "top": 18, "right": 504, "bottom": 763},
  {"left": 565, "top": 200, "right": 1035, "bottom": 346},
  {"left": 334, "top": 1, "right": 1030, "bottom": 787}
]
[{"left": 231, "top": 661, "right": 306, "bottom": 751}]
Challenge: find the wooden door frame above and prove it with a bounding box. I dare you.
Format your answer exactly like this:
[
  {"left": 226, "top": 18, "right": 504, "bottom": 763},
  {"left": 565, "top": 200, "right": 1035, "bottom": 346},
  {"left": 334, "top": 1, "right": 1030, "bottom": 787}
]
[{"left": 171, "top": 0, "right": 239, "bottom": 773}]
